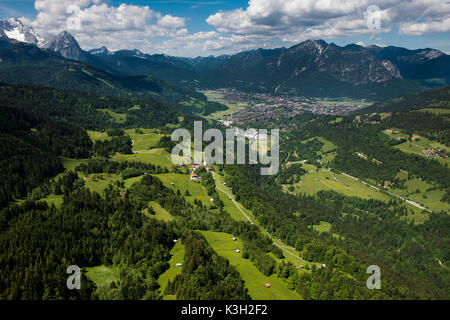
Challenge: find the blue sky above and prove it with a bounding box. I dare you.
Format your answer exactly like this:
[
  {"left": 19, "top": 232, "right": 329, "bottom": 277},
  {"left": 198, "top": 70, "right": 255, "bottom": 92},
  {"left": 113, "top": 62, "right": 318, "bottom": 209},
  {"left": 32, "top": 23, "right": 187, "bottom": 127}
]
[{"left": 1, "top": 0, "right": 449, "bottom": 56}]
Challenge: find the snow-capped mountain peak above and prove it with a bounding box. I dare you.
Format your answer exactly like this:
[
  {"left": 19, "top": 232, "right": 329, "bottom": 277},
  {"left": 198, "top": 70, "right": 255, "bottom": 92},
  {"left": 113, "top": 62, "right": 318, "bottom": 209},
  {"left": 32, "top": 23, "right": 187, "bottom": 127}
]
[
  {"left": 88, "top": 46, "right": 114, "bottom": 56},
  {"left": 0, "top": 18, "right": 44, "bottom": 47},
  {"left": 417, "top": 49, "right": 444, "bottom": 60}
]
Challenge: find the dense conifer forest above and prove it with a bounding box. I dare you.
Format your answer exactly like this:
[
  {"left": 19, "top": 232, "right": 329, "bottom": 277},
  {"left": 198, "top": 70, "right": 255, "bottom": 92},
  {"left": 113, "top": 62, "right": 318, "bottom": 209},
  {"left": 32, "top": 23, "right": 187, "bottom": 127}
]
[{"left": 0, "top": 82, "right": 448, "bottom": 301}]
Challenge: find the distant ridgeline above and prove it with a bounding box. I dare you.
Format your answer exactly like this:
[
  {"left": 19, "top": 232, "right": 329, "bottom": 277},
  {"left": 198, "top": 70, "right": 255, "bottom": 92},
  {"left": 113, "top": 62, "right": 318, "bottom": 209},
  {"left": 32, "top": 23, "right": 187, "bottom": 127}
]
[{"left": 0, "top": 37, "right": 227, "bottom": 116}]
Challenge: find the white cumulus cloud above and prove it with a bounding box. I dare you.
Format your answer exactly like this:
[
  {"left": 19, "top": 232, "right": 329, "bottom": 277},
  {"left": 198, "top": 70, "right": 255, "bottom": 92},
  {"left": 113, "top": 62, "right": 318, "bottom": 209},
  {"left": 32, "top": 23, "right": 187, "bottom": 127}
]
[
  {"left": 15, "top": 0, "right": 450, "bottom": 56},
  {"left": 24, "top": 0, "right": 188, "bottom": 52}
]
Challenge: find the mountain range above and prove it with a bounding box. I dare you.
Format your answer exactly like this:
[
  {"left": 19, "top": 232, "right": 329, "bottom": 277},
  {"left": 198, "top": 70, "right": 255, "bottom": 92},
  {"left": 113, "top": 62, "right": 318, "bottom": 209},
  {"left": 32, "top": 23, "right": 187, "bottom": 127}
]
[
  {"left": 0, "top": 18, "right": 43, "bottom": 47},
  {"left": 1, "top": 18, "right": 449, "bottom": 100}
]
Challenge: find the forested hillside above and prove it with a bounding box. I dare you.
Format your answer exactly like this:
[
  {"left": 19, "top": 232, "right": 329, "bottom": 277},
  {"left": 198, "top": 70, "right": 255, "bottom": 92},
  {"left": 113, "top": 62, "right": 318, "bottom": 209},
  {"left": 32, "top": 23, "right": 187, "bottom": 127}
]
[
  {"left": 363, "top": 85, "right": 450, "bottom": 113},
  {"left": 223, "top": 165, "right": 449, "bottom": 299},
  {"left": 0, "top": 39, "right": 227, "bottom": 116},
  {"left": 0, "top": 78, "right": 448, "bottom": 301}
]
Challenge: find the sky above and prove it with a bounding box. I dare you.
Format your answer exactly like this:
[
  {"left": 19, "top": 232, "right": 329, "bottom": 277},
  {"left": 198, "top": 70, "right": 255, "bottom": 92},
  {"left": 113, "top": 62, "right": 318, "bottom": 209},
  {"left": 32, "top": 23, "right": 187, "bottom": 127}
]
[{"left": 0, "top": 0, "right": 449, "bottom": 57}]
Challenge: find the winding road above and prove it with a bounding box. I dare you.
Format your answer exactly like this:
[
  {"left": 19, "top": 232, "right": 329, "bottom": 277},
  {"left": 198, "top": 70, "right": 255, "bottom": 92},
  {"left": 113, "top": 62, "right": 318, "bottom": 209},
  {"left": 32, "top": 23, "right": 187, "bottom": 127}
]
[
  {"left": 216, "top": 185, "right": 254, "bottom": 224},
  {"left": 214, "top": 172, "right": 305, "bottom": 264},
  {"left": 340, "top": 172, "right": 431, "bottom": 212}
]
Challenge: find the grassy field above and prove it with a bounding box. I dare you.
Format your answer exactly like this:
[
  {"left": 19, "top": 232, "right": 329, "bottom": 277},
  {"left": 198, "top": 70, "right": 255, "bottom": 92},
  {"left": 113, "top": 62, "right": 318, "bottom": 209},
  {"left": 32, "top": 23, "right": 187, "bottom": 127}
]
[
  {"left": 389, "top": 176, "right": 450, "bottom": 214},
  {"left": 383, "top": 130, "right": 449, "bottom": 166},
  {"left": 60, "top": 157, "right": 91, "bottom": 171},
  {"left": 418, "top": 108, "right": 450, "bottom": 115},
  {"left": 111, "top": 148, "right": 173, "bottom": 168},
  {"left": 86, "top": 129, "right": 175, "bottom": 168},
  {"left": 157, "top": 241, "right": 185, "bottom": 300},
  {"left": 200, "top": 230, "right": 302, "bottom": 300},
  {"left": 81, "top": 173, "right": 143, "bottom": 196},
  {"left": 87, "top": 131, "right": 111, "bottom": 142},
  {"left": 308, "top": 136, "right": 337, "bottom": 164},
  {"left": 212, "top": 172, "right": 250, "bottom": 222},
  {"left": 86, "top": 265, "right": 120, "bottom": 288},
  {"left": 124, "top": 129, "right": 163, "bottom": 151},
  {"left": 312, "top": 221, "right": 331, "bottom": 233},
  {"left": 143, "top": 201, "right": 174, "bottom": 222},
  {"left": 288, "top": 165, "right": 391, "bottom": 202},
  {"left": 396, "top": 140, "right": 449, "bottom": 167},
  {"left": 40, "top": 194, "right": 63, "bottom": 208},
  {"left": 212, "top": 171, "right": 313, "bottom": 269},
  {"left": 123, "top": 175, "right": 144, "bottom": 189},
  {"left": 155, "top": 173, "right": 211, "bottom": 206},
  {"left": 311, "top": 221, "right": 344, "bottom": 240},
  {"left": 99, "top": 109, "right": 127, "bottom": 123},
  {"left": 82, "top": 173, "right": 120, "bottom": 195},
  {"left": 88, "top": 129, "right": 162, "bottom": 148},
  {"left": 285, "top": 164, "right": 437, "bottom": 222},
  {"left": 202, "top": 90, "right": 248, "bottom": 120}
]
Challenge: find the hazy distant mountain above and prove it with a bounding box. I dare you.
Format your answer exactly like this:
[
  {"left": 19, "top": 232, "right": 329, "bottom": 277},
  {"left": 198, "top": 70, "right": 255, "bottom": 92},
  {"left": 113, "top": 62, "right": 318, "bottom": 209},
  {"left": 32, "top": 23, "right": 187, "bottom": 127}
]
[
  {"left": 211, "top": 47, "right": 283, "bottom": 81},
  {"left": 180, "top": 55, "right": 231, "bottom": 72},
  {"left": 84, "top": 39, "right": 450, "bottom": 99},
  {"left": 89, "top": 49, "right": 200, "bottom": 85},
  {"left": 88, "top": 46, "right": 114, "bottom": 57},
  {"left": 367, "top": 45, "right": 450, "bottom": 87},
  {"left": 203, "top": 40, "right": 422, "bottom": 99},
  {"left": 1, "top": 16, "right": 448, "bottom": 99},
  {"left": 0, "top": 37, "right": 204, "bottom": 102}
]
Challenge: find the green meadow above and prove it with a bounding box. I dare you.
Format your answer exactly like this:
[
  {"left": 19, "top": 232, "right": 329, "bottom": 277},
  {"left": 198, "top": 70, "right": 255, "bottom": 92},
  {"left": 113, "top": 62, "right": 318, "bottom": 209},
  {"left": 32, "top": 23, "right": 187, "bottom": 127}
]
[
  {"left": 154, "top": 173, "right": 211, "bottom": 206},
  {"left": 383, "top": 130, "right": 449, "bottom": 166},
  {"left": 60, "top": 157, "right": 91, "bottom": 172},
  {"left": 157, "top": 241, "right": 185, "bottom": 300},
  {"left": 389, "top": 175, "right": 450, "bottom": 214},
  {"left": 124, "top": 129, "right": 163, "bottom": 151},
  {"left": 418, "top": 108, "right": 450, "bottom": 115},
  {"left": 212, "top": 172, "right": 249, "bottom": 222},
  {"left": 111, "top": 149, "right": 172, "bottom": 168},
  {"left": 200, "top": 230, "right": 302, "bottom": 300},
  {"left": 289, "top": 165, "right": 391, "bottom": 202},
  {"left": 99, "top": 109, "right": 127, "bottom": 123},
  {"left": 86, "top": 265, "right": 120, "bottom": 288},
  {"left": 87, "top": 130, "right": 111, "bottom": 142},
  {"left": 40, "top": 194, "right": 63, "bottom": 208},
  {"left": 202, "top": 90, "right": 248, "bottom": 120},
  {"left": 143, "top": 201, "right": 174, "bottom": 222},
  {"left": 311, "top": 221, "right": 344, "bottom": 240},
  {"left": 212, "top": 171, "right": 311, "bottom": 268}
]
